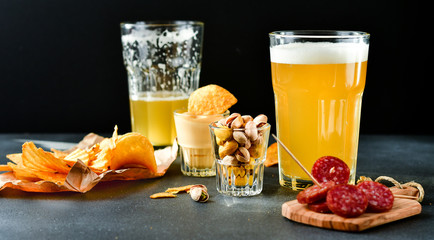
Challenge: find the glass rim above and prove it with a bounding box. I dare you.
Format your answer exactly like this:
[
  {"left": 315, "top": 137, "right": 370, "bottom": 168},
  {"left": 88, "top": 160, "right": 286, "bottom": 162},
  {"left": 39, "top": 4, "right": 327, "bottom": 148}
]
[
  {"left": 121, "top": 20, "right": 204, "bottom": 28},
  {"left": 209, "top": 121, "right": 271, "bottom": 132},
  {"left": 269, "top": 30, "right": 370, "bottom": 39},
  {"left": 174, "top": 108, "right": 230, "bottom": 117}
]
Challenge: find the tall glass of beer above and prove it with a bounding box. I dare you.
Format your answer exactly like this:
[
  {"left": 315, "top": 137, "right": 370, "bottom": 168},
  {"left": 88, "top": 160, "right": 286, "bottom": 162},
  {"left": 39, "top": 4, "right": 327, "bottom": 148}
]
[
  {"left": 269, "top": 30, "right": 370, "bottom": 190},
  {"left": 121, "top": 21, "right": 204, "bottom": 147}
]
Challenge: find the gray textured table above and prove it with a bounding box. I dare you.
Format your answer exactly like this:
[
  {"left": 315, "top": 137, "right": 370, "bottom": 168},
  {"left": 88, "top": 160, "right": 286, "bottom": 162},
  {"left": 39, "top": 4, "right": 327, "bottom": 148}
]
[{"left": 0, "top": 134, "right": 433, "bottom": 240}]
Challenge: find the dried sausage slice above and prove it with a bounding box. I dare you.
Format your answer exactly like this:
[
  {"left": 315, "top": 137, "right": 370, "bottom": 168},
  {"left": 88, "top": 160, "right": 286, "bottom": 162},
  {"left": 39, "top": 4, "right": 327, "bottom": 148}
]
[
  {"left": 357, "top": 181, "right": 394, "bottom": 212},
  {"left": 308, "top": 200, "right": 331, "bottom": 213},
  {"left": 312, "top": 156, "right": 350, "bottom": 185},
  {"left": 297, "top": 181, "right": 336, "bottom": 204},
  {"left": 326, "top": 184, "right": 368, "bottom": 218}
]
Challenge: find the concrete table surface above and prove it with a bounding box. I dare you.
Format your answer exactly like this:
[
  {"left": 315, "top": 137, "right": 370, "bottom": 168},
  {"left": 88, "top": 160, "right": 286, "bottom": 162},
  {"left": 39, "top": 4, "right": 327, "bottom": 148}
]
[{"left": 0, "top": 134, "right": 433, "bottom": 240}]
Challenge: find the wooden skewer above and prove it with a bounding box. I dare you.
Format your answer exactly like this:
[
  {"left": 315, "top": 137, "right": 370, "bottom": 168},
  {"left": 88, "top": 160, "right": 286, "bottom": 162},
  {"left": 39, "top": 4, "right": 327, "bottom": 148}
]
[{"left": 272, "top": 134, "right": 322, "bottom": 186}]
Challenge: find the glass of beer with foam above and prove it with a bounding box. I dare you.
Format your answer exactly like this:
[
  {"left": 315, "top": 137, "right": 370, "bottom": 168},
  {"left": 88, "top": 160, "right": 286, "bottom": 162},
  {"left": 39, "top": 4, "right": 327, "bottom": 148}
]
[
  {"left": 269, "top": 30, "right": 370, "bottom": 190},
  {"left": 121, "top": 21, "right": 204, "bottom": 147}
]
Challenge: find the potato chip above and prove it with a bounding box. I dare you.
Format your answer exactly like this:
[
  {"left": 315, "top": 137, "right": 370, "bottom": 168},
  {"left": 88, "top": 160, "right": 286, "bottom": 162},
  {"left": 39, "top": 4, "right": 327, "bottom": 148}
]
[
  {"left": 64, "top": 148, "right": 91, "bottom": 166},
  {"left": 6, "top": 153, "right": 22, "bottom": 165},
  {"left": 21, "top": 142, "right": 70, "bottom": 173},
  {"left": 165, "top": 185, "right": 195, "bottom": 194},
  {"left": 188, "top": 84, "right": 237, "bottom": 115},
  {"left": 51, "top": 148, "right": 68, "bottom": 159},
  {"left": 150, "top": 192, "right": 177, "bottom": 199},
  {"left": 0, "top": 165, "right": 12, "bottom": 172},
  {"left": 264, "top": 142, "right": 278, "bottom": 167},
  {"left": 110, "top": 133, "right": 157, "bottom": 172}
]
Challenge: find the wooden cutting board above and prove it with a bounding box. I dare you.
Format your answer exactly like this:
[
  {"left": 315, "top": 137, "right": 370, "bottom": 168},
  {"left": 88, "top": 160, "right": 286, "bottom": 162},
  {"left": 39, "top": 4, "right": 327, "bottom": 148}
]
[{"left": 282, "top": 198, "right": 421, "bottom": 231}]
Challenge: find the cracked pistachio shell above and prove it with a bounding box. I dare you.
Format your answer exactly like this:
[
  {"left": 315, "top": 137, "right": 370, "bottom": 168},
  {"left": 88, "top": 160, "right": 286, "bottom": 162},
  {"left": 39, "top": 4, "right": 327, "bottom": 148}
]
[
  {"left": 214, "top": 126, "right": 233, "bottom": 142},
  {"left": 244, "top": 121, "right": 258, "bottom": 141},
  {"left": 235, "top": 147, "right": 250, "bottom": 163},
  {"left": 219, "top": 140, "right": 238, "bottom": 159}
]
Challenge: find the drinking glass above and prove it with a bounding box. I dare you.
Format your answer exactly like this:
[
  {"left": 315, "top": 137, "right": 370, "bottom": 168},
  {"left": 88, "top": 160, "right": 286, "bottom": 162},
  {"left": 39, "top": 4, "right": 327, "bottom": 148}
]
[
  {"left": 269, "top": 30, "right": 370, "bottom": 190},
  {"left": 121, "top": 21, "right": 204, "bottom": 146}
]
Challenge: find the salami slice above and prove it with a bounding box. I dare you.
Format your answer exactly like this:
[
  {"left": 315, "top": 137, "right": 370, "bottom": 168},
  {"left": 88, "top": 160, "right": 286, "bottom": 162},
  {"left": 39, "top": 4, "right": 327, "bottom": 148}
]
[
  {"left": 311, "top": 156, "right": 350, "bottom": 185},
  {"left": 308, "top": 200, "right": 331, "bottom": 213},
  {"left": 326, "top": 184, "right": 368, "bottom": 218},
  {"left": 357, "top": 181, "right": 394, "bottom": 213},
  {"left": 297, "top": 181, "right": 336, "bottom": 204}
]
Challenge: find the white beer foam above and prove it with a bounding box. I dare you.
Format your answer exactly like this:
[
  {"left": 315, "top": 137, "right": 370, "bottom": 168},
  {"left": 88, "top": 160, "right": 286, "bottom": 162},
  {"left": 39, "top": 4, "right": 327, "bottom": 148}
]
[{"left": 270, "top": 42, "right": 369, "bottom": 64}]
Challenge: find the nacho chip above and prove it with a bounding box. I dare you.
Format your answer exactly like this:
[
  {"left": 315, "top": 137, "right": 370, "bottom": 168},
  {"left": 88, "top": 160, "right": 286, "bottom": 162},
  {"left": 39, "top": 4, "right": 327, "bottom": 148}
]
[
  {"left": 188, "top": 84, "right": 237, "bottom": 115},
  {"left": 165, "top": 185, "right": 195, "bottom": 194},
  {"left": 150, "top": 192, "right": 177, "bottom": 199},
  {"left": 265, "top": 142, "right": 278, "bottom": 167}
]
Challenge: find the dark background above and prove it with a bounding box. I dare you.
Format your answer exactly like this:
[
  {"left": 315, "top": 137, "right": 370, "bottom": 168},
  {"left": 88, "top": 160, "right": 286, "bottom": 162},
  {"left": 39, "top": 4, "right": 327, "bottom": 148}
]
[{"left": 0, "top": 0, "right": 431, "bottom": 135}]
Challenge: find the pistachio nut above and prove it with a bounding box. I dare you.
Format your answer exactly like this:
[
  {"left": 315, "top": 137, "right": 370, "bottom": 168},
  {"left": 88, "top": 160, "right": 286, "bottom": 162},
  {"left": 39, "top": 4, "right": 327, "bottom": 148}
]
[
  {"left": 219, "top": 140, "right": 238, "bottom": 159},
  {"left": 235, "top": 147, "right": 250, "bottom": 163},
  {"left": 241, "top": 115, "right": 253, "bottom": 126},
  {"left": 232, "top": 131, "right": 248, "bottom": 145},
  {"left": 221, "top": 155, "right": 238, "bottom": 165},
  {"left": 248, "top": 143, "right": 263, "bottom": 159},
  {"left": 253, "top": 114, "right": 268, "bottom": 126},
  {"left": 244, "top": 121, "right": 258, "bottom": 141},
  {"left": 189, "top": 185, "right": 209, "bottom": 203},
  {"left": 214, "top": 126, "right": 233, "bottom": 142},
  {"left": 215, "top": 136, "right": 225, "bottom": 146},
  {"left": 225, "top": 113, "right": 241, "bottom": 127},
  {"left": 230, "top": 115, "right": 244, "bottom": 129}
]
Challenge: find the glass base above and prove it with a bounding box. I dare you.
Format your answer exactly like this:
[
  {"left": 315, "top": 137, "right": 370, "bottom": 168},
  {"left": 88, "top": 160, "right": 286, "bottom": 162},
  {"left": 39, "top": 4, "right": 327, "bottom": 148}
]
[
  {"left": 216, "top": 159, "right": 265, "bottom": 197},
  {"left": 181, "top": 165, "right": 216, "bottom": 177},
  {"left": 179, "top": 146, "right": 216, "bottom": 177},
  {"left": 279, "top": 169, "right": 356, "bottom": 190}
]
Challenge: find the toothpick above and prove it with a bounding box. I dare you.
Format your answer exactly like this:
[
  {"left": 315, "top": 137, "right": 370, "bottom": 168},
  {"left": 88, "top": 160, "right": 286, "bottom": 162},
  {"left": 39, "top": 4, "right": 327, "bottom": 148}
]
[{"left": 272, "top": 134, "right": 321, "bottom": 186}]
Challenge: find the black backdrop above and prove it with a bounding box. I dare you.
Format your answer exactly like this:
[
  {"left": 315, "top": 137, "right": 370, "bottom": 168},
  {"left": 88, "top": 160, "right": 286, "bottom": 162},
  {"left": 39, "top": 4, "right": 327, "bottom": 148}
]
[{"left": 0, "top": 0, "right": 431, "bottom": 135}]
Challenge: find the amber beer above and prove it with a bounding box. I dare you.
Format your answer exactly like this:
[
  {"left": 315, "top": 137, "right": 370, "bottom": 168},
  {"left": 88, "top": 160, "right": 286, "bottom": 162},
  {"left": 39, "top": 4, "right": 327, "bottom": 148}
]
[
  {"left": 270, "top": 32, "right": 370, "bottom": 190},
  {"left": 130, "top": 92, "right": 188, "bottom": 146}
]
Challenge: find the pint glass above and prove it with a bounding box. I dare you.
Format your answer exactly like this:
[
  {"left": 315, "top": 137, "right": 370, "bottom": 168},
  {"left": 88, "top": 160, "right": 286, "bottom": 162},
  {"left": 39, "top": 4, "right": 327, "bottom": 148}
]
[
  {"left": 269, "top": 30, "right": 370, "bottom": 190},
  {"left": 121, "top": 21, "right": 204, "bottom": 146}
]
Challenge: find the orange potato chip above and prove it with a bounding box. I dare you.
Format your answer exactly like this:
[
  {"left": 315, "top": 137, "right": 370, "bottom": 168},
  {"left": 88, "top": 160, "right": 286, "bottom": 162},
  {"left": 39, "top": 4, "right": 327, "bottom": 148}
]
[
  {"left": 150, "top": 192, "right": 177, "bottom": 199},
  {"left": 64, "top": 148, "right": 91, "bottom": 166},
  {"left": 6, "top": 153, "right": 22, "bottom": 165},
  {"left": 21, "top": 142, "right": 70, "bottom": 174},
  {"left": 0, "top": 164, "right": 12, "bottom": 172},
  {"left": 110, "top": 133, "right": 157, "bottom": 172},
  {"left": 265, "top": 142, "right": 278, "bottom": 167},
  {"left": 188, "top": 84, "right": 237, "bottom": 115}
]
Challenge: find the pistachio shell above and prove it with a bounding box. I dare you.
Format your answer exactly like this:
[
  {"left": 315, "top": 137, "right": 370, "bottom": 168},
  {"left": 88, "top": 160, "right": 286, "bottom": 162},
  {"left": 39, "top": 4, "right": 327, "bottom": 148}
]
[
  {"left": 241, "top": 115, "right": 253, "bottom": 127},
  {"left": 248, "top": 143, "right": 263, "bottom": 159},
  {"left": 225, "top": 113, "right": 241, "bottom": 127},
  {"left": 218, "top": 140, "right": 238, "bottom": 159},
  {"left": 244, "top": 121, "right": 258, "bottom": 141},
  {"left": 221, "top": 155, "right": 238, "bottom": 165},
  {"left": 253, "top": 114, "right": 268, "bottom": 126},
  {"left": 233, "top": 131, "right": 248, "bottom": 145},
  {"left": 230, "top": 116, "right": 244, "bottom": 129},
  {"left": 235, "top": 147, "right": 250, "bottom": 163},
  {"left": 214, "top": 126, "right": 233, "bottom": 142}
]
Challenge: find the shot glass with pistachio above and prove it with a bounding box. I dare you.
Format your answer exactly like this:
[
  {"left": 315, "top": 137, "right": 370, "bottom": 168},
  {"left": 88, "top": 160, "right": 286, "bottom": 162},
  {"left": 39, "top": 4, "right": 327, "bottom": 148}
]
[{"left": 209, "top": 113, "right": 270, "bottom": 197}]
